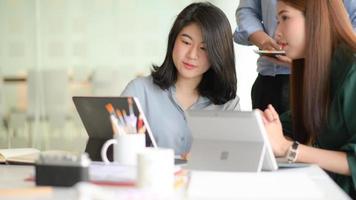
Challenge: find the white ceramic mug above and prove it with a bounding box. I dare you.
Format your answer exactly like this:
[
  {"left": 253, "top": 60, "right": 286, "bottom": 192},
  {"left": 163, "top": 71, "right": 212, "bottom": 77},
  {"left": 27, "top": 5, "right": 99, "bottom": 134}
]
[
  {"left": 137, "top": 148, "right": 174, "bottom": 193},
  {"left": 101, "top": 134, "right": 145, "bottom": 165}
]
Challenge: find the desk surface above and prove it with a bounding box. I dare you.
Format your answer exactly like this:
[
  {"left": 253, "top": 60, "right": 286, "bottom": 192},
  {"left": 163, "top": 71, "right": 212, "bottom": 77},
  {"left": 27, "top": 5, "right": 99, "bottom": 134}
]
[{"left": 0, "top": 164, "right": 351, "bottom": 200}]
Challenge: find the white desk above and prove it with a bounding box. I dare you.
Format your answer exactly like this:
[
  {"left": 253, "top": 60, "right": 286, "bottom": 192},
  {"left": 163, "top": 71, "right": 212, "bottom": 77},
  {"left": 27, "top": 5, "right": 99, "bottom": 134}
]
[
  {"left": 275, "top": 165, "right": 351, "bottom": 200},
  {"left": 0, "top": 164, "right": 351, "bottom": 200}
]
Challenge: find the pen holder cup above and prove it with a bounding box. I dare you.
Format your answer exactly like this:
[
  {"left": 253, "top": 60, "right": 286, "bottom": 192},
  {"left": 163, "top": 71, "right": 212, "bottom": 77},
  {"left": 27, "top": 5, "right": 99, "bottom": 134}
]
[{"left": 101, "top": 133, "right": 145, "bottom": 166}]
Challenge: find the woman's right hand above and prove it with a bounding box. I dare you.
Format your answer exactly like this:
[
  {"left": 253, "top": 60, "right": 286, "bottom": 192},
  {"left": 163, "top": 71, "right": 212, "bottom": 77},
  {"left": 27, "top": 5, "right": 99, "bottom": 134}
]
[
  {"left": 249, "top": 31, "right": 280, "bottom": 50},
  {"left": 256, "top": 33, "right": 292, "bottom": 66},
  {"left": 260, "top": 37, "right": 281, "bottom": 51},
  {"left": 180, "top": 152, "right": 190, "bottom": 161},
  {"left": 260, "top": 104, "right": 292, "bottom": 157}
]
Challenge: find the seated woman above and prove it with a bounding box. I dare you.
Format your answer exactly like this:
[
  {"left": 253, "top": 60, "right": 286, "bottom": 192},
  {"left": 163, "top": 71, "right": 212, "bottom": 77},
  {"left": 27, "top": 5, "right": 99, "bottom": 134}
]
[
  {"left": 261, "top": 0, "right": 356, "bottom": 197},
  {"left": 121, "top": 2, "right": 239, "bottom": 156}
]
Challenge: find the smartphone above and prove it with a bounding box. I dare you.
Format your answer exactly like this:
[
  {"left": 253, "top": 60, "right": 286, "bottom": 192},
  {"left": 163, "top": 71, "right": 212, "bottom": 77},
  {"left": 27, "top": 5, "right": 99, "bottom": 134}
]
[{"left": 254, "top": 49, "right": 286, "bottom": 58}]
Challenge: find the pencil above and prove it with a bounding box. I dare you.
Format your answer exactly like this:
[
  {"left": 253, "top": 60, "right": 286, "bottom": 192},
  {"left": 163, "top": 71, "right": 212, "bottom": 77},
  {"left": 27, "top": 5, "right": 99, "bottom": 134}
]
[
  {"left": 105, "top": 103, "right": 116, "bottom": 117},
  {"left": 0, "top": 187, "right": 53, "bottom": 197},
  {"left": 128, "top": 97, "right": 134, "bottom": 116},
  {"left": 115, "top": 109, "right": 126, "bottom": 126},
  {"left": 105, "top": 103, "right": 120, "bottom": 135},
  {"left": 122, "top": 109, "right": 136, "bottom": 134}
]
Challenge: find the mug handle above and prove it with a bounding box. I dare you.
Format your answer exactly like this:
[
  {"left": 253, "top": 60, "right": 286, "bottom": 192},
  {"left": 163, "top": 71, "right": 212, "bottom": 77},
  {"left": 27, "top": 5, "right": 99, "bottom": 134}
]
[{"left": 101, "top": 139, "right": 117, "bottom": 163}]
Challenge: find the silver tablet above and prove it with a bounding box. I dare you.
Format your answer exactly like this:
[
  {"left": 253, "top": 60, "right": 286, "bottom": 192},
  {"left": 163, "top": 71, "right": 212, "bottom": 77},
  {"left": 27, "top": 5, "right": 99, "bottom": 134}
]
[{"left": 186, "top": 110, "right": 278, "bottom": 172}]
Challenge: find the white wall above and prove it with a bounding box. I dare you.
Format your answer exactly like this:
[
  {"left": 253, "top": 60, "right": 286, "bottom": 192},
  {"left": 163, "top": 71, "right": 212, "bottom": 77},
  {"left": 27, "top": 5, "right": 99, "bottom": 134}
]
[
  {"left": 0, "top": 0, "right": 258, "bottom": 110},
  {"left": 211, "top": 0, "right": 258, "bottom": 110}
]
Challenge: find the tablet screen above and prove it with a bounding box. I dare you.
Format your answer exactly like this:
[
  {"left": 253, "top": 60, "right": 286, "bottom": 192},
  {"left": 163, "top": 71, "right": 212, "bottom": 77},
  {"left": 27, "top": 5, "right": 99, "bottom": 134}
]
[{"left": 73, "top": 96, "right": 157, "bottom": 155}]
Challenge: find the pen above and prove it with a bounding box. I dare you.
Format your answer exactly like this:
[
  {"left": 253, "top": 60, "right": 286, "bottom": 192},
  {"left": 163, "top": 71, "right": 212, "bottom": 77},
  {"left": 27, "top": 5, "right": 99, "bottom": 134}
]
[
  {"left": 0, "top": 187, "right": 53, "bottom": 197},
  {"left": 105, "top": 103, "right": 121, "bottom": 135},
  {"left": 122, "top": 109, "right": 136, "bottom": 134},
  {"left": 115, "top": 109, "right": 126, "bottom": 127},
  {"left": 122, "top": 110, "right": 130, "bottom": 126},
  {"left": 128, "top": 97, "right": 134, "bottom": 117},
  {"left": 127, "top": 98, "right": 138, "bottom": 133},
  {"left": 116, "top": 109, "right": 127, "bottom": 134}
]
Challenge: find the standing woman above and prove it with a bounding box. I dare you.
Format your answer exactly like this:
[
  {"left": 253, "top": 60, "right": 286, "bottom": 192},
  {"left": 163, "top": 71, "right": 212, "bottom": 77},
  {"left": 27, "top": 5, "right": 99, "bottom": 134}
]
[
  {"left": 234, "top": 0, "right": 356, "bottom": 115},
  {"left": 121, "top": 2, "right": 239, "bottom": 156},
  {"left": 261, "top": 0, "right": 356, "bottom": 197}
]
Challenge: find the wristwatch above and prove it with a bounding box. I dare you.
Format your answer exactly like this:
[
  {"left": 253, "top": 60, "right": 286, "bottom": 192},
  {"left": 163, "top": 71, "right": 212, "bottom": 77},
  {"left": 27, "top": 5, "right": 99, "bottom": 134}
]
[{"left": 286, "top": 141, "right": 300, "bottom": 163}]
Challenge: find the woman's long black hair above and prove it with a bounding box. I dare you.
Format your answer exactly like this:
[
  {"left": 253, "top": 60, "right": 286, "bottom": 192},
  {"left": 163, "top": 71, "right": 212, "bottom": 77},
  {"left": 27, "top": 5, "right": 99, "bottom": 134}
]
[{"left": 151, "top": 2, "right": 237, "bottom": 104}]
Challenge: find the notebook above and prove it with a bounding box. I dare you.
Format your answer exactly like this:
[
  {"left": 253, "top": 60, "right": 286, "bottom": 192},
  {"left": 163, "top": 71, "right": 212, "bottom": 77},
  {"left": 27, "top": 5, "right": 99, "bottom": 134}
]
[
  {"left": 0, "top": 148, "right": 40, "bottom": 164},
  {"left": 0, "top": 149, "right": 77, "bottom": 165},
  {"left": 72, "top": 96, "right": 157, "bottom": 161},
  {"left": 186, "top": 110, "right": 278, "bottom": 172}
]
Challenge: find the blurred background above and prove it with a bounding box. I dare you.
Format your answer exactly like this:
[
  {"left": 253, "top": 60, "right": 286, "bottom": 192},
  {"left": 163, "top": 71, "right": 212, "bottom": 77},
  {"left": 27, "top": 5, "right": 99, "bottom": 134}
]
[{"left": 0, "top": 0, "right": 258, "bottom": 153}]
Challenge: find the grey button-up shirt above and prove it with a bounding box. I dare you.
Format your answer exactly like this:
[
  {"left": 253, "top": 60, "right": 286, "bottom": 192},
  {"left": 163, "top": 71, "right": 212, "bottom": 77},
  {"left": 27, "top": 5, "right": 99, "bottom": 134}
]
[{"left": 121, "top": 76, "right": 240, "bottom": 155}]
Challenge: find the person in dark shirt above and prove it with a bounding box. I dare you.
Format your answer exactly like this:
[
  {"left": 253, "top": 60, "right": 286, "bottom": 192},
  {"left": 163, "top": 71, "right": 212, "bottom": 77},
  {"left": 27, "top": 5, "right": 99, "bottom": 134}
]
[{"left": 261, "top": 0, "right": 356, "bottom": 198}]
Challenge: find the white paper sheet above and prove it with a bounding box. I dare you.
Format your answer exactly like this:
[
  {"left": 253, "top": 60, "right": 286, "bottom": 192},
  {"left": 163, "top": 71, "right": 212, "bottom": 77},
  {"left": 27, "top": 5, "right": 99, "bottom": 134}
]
[{"left": 89, "top": 162, "right": 136, "bottom": 183}]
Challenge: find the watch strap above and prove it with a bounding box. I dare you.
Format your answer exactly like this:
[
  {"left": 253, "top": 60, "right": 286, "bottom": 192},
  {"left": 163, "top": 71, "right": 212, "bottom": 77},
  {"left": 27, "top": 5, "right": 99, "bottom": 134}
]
[{"left": 286, "top": 141, "right": 300, "bottom": 163}]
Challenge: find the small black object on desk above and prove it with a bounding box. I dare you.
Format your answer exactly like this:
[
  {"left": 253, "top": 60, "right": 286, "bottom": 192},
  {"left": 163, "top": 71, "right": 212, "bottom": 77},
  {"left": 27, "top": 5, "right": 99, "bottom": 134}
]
[{"left": 35, "top": 153, "right": 90, "bottom": 187}]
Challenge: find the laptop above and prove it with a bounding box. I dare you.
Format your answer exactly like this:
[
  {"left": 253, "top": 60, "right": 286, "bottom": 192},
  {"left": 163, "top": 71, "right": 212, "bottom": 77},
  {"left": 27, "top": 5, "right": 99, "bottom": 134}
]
[
  {"left": 186, "top": 110, "right": 278, "bottom": 172},
  {"left": 72, "top": 96, "right": 157, "bottom": 161}
]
